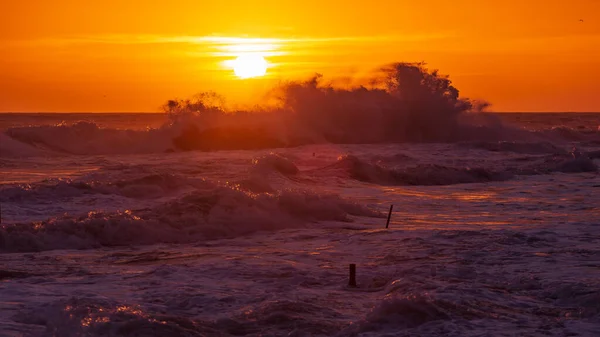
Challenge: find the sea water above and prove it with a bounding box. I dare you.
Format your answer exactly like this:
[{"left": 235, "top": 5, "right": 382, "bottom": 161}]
[{"left": 1, "top": 112, "right": 599, "bottom": 336}]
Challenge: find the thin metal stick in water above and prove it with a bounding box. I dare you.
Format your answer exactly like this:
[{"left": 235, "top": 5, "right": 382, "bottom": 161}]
[{"left": 385, "top": 204, "right": 393, "bottom": 228}]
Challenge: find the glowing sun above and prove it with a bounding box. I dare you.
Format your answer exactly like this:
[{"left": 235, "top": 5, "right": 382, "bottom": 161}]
[{"left": 232, "top": 54, "right": 268, "bottom": 79}]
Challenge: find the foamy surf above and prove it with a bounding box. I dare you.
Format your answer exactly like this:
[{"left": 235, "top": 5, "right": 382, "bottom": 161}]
[{"left": 1, "top": 111, "right": 599, "bottom": 336}]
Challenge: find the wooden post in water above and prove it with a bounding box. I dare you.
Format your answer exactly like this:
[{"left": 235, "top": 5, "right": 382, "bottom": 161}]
[
  {"left": 348, "top": 264, "right": 357, "bottom": 287},
  {"left": 385, "top": 204, "right": 394, "bottom": 229}
]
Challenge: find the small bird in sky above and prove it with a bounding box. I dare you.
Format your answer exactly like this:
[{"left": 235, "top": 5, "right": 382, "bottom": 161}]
[{"left": 579, "top": 19, "right": 584, "bottom": 22}]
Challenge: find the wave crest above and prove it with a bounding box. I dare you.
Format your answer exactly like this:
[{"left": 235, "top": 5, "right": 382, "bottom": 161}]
[
  {"left": 2, "top": 63, "right": 599, "bottom": 156},
  {"left": 462, "top": 141, "right": 567, "bottom": 154},
  {"left": 326, "top": 152, "right": 597, "bottom": 186},
  {"left": 4, "top": 121, "right": 174, "bottom": 156},
  {"left": 330, "top": 155, "right": 505, "bottom": 186},
  {"left": 251, "top": 153, "right": 299, "bottom": 176},
  {"left": 0, "top": 182, "right": 378, "bottom": 252},
  {"left": 0, "top": 173, "right": 192, "bottom": 202}
]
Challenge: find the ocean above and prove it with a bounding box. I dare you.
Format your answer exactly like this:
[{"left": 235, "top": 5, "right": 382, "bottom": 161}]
[{"left": 1, "top": 112, "right": 599, "bottom": 336}]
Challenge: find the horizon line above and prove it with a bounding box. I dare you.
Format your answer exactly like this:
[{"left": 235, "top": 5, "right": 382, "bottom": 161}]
[{"left": 1, "top": 111, "right": 599, "bottom": 114}]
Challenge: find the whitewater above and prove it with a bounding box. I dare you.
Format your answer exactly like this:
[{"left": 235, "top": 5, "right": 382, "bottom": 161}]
[{"left": 0, "top": 111, "right": 599, "bottom": 336}]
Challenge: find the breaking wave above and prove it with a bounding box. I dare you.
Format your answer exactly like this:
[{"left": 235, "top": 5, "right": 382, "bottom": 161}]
[
  {"left": 461, "top": 141, "right": 568, "bottom": 155},
  {"left": 2, "top": 121, "right": 175, "bottom": 157},
  {"left": 2, "top": 63, "right": 598, "bottom": 157},
  {"left": 0, "top": 173, "right": 193, "bottom": 202},
  {"left": 0, "top": 181, "right": 380, "bottom": 252},
  {"left": 13, "top": 296, "right": 344, "bottom": 336},
  {"left": 359, "top": 294, "right": 451, "bottom": 331},
  {"left": 326, "top": 155, "right": 504, "bottom": 185},
  {"left": 250, "top": 153, "right": 299, "bottom": 176},
  {"left": 324, "top": 153, "right": 597, "bottom": 186}
]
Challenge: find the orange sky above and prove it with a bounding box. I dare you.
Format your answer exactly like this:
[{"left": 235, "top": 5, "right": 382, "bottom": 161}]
[{"left": 1, "top": 0, "right": 599, "bottom": 112}]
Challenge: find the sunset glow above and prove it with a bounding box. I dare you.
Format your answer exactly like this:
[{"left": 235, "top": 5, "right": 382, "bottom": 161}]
[{"left": 2, "top": 1, "right": 600, "bottom": 112}]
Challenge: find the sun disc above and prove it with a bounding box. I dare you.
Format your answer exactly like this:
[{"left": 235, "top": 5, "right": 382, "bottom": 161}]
[{"left": 232, "top": 54, "right": 268, "bottom": 79}]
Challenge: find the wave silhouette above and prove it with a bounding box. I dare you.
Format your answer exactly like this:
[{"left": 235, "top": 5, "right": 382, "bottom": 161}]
[{"left": 1, "top": 63, "right": 599, "bottom": 157}]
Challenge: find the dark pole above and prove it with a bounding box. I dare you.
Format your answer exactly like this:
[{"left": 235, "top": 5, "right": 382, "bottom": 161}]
[
  {"left": 348, "top": 264, "right": 357, "bottom": 287},
  {"left": 385, "top": 204, "right": 394, "bottom": 228}
]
